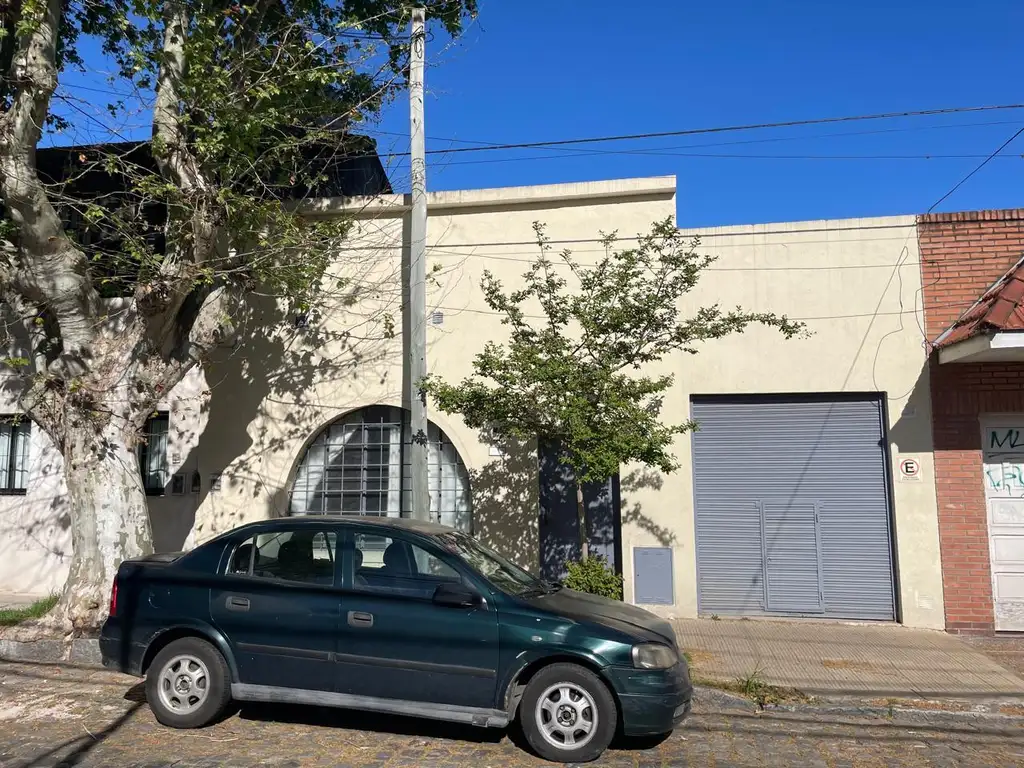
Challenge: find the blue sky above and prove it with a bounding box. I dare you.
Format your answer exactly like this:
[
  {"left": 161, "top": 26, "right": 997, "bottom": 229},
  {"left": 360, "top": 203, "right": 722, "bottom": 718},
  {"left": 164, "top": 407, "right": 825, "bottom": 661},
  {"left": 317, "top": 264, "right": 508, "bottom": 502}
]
[
  {"left": 54, "top": 0, "right": 1024, "bottom": 227},
  {"left": 371, "top": 0, "right": 1024, "bottom": 226}
]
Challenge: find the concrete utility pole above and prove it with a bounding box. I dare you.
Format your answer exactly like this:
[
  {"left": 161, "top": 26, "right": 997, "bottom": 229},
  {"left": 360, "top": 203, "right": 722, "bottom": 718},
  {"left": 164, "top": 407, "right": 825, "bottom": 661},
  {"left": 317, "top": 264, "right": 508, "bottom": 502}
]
[{"left": 408, "top": 6, "right": 430, "bottom": 522}]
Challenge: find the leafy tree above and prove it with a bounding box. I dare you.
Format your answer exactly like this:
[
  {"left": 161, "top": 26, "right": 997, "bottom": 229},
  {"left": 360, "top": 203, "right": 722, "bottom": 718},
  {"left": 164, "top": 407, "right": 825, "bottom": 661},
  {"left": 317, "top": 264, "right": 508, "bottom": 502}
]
[
  {"left": 0, "top": 0, "right": 476, "bottom": 632},
  {"left": 424, "top": 219, "right": 804, "bottom": 566}
]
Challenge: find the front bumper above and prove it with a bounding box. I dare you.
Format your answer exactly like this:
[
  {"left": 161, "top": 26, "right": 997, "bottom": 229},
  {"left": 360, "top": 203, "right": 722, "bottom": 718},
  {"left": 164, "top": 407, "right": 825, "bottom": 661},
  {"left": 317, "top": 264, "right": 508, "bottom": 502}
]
[{"left": 607, "top": 661, "right": 693, "bottom": 736}]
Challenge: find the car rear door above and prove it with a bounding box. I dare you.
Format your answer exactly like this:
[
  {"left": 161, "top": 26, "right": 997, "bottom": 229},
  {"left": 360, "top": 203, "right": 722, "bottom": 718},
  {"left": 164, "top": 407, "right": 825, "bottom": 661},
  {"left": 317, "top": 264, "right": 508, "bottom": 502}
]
[
  {"left": 210, "top": 525, "right": 341, "bottom": 692},
  {"left": 335, "top": 527, "right": 500, "bottom": 709}
]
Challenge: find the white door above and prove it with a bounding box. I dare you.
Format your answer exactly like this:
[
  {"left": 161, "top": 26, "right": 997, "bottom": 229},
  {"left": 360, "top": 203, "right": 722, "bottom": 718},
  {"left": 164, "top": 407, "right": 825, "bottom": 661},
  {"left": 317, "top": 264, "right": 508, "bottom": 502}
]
[{"left": 982, "top": 424, "right": 1024, "bottom": 631}]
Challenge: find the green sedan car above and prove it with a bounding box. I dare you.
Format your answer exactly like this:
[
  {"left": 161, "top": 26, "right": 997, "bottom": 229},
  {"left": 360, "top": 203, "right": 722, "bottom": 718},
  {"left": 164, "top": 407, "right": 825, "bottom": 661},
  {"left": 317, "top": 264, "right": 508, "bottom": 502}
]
[{"left": 100, "top": 517, "right": 692, "bottom": 763}]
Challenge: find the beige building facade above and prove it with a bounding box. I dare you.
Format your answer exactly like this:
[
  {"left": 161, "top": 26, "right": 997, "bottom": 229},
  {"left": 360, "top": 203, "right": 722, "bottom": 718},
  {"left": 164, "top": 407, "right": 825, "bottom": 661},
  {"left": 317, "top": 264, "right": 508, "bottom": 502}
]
[{"left": 0, "top": 176, "right": 945, "bottom": 629}]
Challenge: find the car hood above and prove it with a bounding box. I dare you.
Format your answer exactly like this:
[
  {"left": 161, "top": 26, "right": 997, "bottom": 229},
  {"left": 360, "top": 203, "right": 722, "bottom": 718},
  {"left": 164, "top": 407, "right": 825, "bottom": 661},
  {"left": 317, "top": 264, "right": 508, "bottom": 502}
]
[{"left": 521, "top": 588, "right": 677, "bottom": 646}]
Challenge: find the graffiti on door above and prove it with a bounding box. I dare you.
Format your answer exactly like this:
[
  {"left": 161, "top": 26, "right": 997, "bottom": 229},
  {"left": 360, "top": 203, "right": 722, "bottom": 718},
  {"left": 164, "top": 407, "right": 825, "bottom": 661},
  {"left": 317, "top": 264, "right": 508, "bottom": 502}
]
[
  {"left": 986, "top": 463, "right": 1024, "bottom": 493},
  {"left": 988, "top": 428, "right": 1024, "bottom": 457}
]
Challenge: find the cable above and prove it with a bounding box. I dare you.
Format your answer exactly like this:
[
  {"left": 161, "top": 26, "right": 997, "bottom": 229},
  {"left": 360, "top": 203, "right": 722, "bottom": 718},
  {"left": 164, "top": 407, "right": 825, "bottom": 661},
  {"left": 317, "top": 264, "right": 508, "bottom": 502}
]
[
  {"left": 366, "top": 118, "right": 1024, "bottom": 153},
  {"left": 926, "top": 126, "right": 1024, "bottom": 213},
  {"left": 430, "top": 299, "right": 975, "bottom": 325},
  {"left": 337, "top": 221, "right": 919, "bottom": 250},
  {"left": 372, "top": 104, "right": 1024, "bottom": 159},
  {"left": 368, "top": 118, "right": 1024, "bottom": 166},
  {"left": 868, "top": 124, "right": 1024, "bottom": 396},
  {"left": 906, "top": 124, "right": 1024, "bottom": 350},
  {"left": 434, "top": 150, "right": 1024, "bottom": 168}
]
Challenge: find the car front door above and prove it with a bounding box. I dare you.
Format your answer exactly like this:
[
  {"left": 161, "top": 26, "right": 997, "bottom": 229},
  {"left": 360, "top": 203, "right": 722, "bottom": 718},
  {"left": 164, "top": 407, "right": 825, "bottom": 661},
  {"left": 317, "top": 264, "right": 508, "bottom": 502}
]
[
  {"left": 335, "top": 528, "right": 500, "bottom": 709},
  {"left": 210, "top": 526, "right": 341, "bottom": 692}
]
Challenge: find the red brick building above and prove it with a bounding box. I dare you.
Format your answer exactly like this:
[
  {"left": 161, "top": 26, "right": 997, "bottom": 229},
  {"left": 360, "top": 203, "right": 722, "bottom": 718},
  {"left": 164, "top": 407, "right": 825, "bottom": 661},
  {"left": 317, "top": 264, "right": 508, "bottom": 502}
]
[{"left": 919, "top": 209, "right": 1024, "bottom": 634}]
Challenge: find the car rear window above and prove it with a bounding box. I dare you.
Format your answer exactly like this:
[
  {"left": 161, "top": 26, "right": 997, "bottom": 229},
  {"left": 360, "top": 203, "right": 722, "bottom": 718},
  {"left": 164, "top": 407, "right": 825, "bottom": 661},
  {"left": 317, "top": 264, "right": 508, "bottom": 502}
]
[{"left": 228, "top": 530, "right": 336, "bottom": 586}]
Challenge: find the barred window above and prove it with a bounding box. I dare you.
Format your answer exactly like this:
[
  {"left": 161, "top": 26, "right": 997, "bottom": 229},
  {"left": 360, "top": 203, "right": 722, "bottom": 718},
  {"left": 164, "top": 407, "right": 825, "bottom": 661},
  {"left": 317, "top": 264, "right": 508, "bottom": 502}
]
[
  {"left": 139, "top": 412, "right": 169, "bottom": 495},
  {"left": 289, "top": 406, "right": 471, "bottom": 530},
  {"left": 0, "top": 418, "right": 31, "bottom": 494}
]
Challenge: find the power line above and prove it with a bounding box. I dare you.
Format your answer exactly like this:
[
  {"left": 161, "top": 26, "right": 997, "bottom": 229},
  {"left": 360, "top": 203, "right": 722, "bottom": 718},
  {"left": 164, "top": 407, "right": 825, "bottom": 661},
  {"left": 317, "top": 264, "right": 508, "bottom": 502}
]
[
  {"left": 863, "top": 123, "right": 1024, "bottom": 392},
  {"left": 421, "top": 242, "right": 1018, "bottom": 273},
  {"left": 339, "top": 221, "right": 918, "bottom": 251},
  {"left": 367, "top": 118, "right": 1024, "bottom": 152},
  {"left": 903, "top": 124, "right": 1024, "bottom": 349},
  {"left": 369, "top": 118, "right": 1024, "bottom": 166},
  {"left": 336, "top": 226, "right": 1020, "bottom": 272},
  {"left": 430, "top": 301, "right": 960, "bottom": 324},
  {"left": 435, "top": 151, "right": 1024, "bottom": 168},
  {"left": 927, "top": 126, "right": 1024, "bottom": 212},
  {"left": 371, "top": 104, "right": 1024, "bottom": 159},
  {"left": 59, "top": 82, "right": 141, "bottom": 98}
]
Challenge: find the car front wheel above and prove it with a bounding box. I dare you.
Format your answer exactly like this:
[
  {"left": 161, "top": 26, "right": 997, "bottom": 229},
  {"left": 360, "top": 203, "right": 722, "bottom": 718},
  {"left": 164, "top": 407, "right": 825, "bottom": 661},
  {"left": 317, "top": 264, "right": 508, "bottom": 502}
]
[
  {"left": 145, "top": 637, "right": 232, "bottom": 729},
  {"left": 519, "top": 662, "right": 617, "bottom": 763}
]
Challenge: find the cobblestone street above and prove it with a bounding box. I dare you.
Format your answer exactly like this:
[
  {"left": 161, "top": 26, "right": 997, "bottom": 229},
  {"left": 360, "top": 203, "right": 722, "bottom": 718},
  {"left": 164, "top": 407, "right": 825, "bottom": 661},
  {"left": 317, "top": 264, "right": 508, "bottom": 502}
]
[{"left": 1, "top": 662, "right": 1022, "bottom": 767}]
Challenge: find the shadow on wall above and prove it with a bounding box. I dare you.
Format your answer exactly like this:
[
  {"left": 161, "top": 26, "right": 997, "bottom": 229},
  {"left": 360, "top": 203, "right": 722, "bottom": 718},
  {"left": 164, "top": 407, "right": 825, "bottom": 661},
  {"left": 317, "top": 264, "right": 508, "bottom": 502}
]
[
  {"left": 0, "top": 243, "right": 404, "bottom": 576},
  {"left": 470, "top": 435, "right": 539, "bottom": 573},
  {"left": 887, "top": 362, "right": 933, "bottom": 455},
  {"left": 0, "top": 493, "right": 72, "bottom": 595},
  {"left": 619, "top": 467, "right": 677, "bottom": 548},
  {"left": 168, "top": 273, "right": 400, "bottom": 550},
  {"left": 0, "top": 420, "right": 72, "bottom": 594}
]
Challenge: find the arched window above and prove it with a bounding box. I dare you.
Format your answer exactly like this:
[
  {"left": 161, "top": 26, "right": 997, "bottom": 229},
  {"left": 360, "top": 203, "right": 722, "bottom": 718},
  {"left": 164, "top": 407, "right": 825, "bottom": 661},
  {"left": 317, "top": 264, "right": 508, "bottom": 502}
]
[{"left": 289, "top": 405, "right": 472, "bottom": 531}]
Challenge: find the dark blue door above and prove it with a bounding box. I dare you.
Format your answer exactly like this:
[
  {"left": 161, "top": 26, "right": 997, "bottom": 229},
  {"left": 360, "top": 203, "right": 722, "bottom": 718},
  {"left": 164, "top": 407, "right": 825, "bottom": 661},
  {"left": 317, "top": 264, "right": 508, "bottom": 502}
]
[{"left": 538, "top": 438, "right": 622, "bottom": 582}]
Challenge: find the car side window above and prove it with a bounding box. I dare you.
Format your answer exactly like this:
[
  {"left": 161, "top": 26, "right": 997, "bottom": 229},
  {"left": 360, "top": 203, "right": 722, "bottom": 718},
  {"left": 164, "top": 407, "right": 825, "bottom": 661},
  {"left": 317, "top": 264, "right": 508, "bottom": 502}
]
[
  {"left": 352, "top": 533, "right": 461, "bottom": 599},
  {"left": 227, "top": 530, "right": 336, "bottom": 586}
]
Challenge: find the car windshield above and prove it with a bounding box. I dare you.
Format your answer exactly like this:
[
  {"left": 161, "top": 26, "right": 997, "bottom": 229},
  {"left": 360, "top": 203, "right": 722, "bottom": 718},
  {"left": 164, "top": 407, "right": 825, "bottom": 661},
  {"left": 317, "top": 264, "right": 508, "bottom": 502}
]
[{"left": 434, "top": 531, "right": 551, "bottom": 597}]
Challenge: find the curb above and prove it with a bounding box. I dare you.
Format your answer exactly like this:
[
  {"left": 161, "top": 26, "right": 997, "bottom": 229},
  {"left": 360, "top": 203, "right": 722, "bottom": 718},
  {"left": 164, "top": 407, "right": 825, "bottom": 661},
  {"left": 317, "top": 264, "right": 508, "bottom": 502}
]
[
  {"left": 2, "top": 643, "right": 1021, "bottom": 725},
  {"left": 0, "top": 638, "right": 101, "bottom": 666},
  {"left": 759, "top": 701, "right": 1024, "bottom": 725},
  {"left": 692, "top": 685, "right": 758, "bottom": 713},
  {"left": 692, "top": 684, "right": 1024, "bottom": 722}
]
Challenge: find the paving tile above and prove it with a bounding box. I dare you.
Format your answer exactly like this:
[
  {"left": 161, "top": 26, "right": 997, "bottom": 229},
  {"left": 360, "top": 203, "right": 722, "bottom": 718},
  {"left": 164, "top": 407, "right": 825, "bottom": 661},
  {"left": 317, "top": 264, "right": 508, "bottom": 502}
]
[{"left": 674, "top": 617, "right": 1024, "bottom": 700}]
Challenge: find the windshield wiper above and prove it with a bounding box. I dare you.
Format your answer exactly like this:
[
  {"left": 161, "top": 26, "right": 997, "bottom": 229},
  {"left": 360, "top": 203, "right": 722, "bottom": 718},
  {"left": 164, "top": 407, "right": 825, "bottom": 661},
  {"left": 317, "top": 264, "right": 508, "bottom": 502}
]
[{"left": 519, "top": 581, "right": 561, "bottom": 597}]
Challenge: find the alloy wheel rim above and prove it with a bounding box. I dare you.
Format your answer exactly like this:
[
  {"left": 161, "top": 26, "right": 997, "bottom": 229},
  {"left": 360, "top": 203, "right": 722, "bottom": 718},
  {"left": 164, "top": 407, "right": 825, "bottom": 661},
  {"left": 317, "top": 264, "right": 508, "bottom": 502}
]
[
  {"left": 534, "top": 682, "right": 598, "bottom": 750},
  {"left": 157, "top": 654, "right": 210, "bottom": 715}
]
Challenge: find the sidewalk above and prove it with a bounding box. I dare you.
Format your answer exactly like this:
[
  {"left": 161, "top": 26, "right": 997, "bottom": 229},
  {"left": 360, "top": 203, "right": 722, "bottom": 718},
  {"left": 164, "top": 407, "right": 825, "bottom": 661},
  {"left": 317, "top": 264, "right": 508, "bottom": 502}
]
[
  {"left": 673, "top": 617, "right": 1024, "bottom": 706},
  {"left": 0, "top": 593, "right": 41, "bottom": 611}
]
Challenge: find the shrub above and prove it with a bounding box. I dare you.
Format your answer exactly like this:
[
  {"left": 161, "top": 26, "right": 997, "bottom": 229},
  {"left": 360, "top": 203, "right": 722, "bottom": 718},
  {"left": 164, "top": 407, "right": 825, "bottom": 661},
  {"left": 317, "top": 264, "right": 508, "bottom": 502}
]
[{"left": 564, "top": 555, "right": 623, "bottom": 600}]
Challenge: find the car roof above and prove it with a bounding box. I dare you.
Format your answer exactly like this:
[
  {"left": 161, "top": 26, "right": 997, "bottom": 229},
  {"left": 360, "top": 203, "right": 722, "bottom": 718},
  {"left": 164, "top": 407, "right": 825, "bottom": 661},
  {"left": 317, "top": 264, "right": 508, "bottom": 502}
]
[{"left": 225, "top": 515, "right": 457, "bottom": 538}]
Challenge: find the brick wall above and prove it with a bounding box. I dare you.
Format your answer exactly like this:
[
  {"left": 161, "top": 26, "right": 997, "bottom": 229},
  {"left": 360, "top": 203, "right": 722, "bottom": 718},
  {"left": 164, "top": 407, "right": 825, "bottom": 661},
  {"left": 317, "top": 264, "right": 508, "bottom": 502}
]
[{"left": 918, "top": 209, "right": 1024, "bottom": 634}]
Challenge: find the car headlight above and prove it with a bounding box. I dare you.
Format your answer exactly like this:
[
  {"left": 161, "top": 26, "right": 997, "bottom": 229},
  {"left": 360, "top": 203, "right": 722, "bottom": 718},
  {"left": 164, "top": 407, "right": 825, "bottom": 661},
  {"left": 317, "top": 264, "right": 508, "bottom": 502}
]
[{"left": 631, "top": 643, "right": 678, "bottom": 670}]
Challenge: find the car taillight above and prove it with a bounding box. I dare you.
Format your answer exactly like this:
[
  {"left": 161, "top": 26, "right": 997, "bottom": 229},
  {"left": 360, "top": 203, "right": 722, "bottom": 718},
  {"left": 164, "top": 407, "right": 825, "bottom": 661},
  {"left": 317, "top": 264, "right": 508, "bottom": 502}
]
[{"left": 109, "top": 579, "right": 118, "bottom": 618}]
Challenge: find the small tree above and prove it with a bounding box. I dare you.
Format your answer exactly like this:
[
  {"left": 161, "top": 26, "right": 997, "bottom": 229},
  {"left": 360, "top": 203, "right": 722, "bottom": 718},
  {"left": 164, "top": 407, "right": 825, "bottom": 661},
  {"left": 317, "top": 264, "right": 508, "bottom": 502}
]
[{"left": 424, "top": 219, "right": 804, "bottom": 568}]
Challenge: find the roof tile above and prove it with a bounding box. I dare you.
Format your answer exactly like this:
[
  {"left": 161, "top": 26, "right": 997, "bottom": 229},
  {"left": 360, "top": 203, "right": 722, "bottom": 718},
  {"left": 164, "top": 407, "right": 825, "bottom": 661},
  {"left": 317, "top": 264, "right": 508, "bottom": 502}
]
[{"left": 934, "top": 254, "right": 1024, "bottom": 348}]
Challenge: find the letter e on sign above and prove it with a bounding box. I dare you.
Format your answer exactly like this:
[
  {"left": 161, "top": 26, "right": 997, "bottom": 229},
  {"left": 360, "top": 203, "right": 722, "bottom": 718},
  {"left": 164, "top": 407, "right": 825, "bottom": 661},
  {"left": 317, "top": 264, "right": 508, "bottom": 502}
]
[{"left": 899, "top": 458, "right": 921, "bottom": 482}]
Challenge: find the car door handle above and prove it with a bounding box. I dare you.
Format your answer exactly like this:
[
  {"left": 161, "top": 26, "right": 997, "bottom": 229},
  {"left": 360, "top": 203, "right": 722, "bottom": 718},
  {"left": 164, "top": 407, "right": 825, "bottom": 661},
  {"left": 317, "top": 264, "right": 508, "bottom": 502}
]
[
  {"left": 226, "top": 596, "right": 250, "bottom": 612},
  {"left": 347, "top": 611, "right": 373, "bottom": 628}
]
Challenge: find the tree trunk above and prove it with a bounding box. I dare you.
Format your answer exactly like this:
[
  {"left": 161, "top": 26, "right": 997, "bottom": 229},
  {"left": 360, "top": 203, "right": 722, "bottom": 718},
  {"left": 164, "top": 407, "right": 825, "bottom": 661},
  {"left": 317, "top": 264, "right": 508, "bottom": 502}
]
[
  {"left": 577, "top": 483, "right": 589, "bottom": 561},
  {"left": 54, "top": 420, "right": 153, "bottom": 634}
]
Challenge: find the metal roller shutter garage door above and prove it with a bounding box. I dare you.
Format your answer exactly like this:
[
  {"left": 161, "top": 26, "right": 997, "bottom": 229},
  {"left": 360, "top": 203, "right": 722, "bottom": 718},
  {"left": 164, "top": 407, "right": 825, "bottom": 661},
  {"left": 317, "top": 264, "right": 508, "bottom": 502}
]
[{"left": 691, "top": 395, "right": 896, "bottom": 621}]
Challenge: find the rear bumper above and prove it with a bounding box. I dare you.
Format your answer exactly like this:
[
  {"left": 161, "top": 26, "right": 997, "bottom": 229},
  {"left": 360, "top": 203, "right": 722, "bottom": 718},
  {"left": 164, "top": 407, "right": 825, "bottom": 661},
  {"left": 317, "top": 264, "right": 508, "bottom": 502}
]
[
  {"left": 607, "top": 662, "right": 693, "bottom": 736},
  {"left": 99, "top": 621, "right": 145, "bottom": 677}
]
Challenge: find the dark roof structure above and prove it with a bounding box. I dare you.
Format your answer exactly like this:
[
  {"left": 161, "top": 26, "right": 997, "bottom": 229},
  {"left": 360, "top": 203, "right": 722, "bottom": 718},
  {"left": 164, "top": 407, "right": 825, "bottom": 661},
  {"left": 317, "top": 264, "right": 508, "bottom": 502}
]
[{"left": 934, "top": 254, "right": 1024, "bottom": 348}]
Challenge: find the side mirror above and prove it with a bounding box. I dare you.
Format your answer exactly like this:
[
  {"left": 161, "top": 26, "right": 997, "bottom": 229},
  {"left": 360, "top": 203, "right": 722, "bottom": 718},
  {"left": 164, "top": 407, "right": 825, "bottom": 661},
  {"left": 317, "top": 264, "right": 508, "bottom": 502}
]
[{"left": 432, "top": 582, "right": 480, "bottom": 608}]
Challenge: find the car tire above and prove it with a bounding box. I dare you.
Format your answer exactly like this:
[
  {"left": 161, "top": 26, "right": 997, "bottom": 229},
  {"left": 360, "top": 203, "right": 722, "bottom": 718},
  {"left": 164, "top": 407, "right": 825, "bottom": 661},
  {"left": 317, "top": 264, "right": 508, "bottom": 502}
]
[
  {"left": 519, "top": 662, "right": 617, "bottom": 763},
  {"left": 145, "top": 637, "right": 232, "bottom": 729}
]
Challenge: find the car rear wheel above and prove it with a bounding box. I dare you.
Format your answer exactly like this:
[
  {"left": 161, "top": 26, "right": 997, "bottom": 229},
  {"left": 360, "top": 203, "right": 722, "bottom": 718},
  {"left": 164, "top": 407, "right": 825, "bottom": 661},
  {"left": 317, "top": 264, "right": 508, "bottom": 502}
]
[
  {"left": 146, "top": 637, "right": 232, "bottom": 729},
  {"left": 519, "top": 662, "right": 617, "bottom": 763}
]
